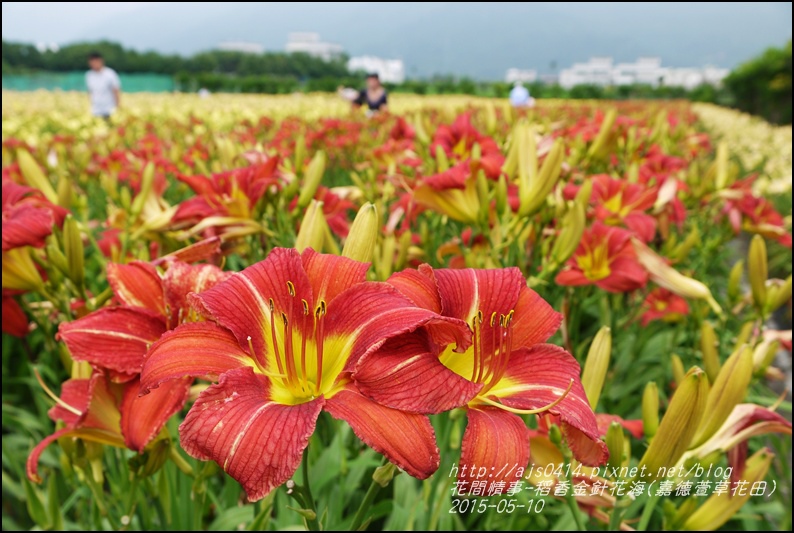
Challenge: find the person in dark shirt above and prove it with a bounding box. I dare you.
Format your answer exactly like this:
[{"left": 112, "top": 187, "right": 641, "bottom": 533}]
[{"left": 353, "top": 72, "right": 388, "bottom": 114}]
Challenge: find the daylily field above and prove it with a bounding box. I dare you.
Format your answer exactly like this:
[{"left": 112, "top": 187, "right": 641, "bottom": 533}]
[{"left": 2, "top": 91, "right": 792, "bottom": 531}]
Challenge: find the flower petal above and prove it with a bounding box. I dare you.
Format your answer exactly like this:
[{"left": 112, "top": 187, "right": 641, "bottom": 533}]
[
  {"left": 58, "top": 307, "right": 167, "bottom": 375},
  {"left": 162, "top": 261, "right": 231, "bottom": 321},
  {"left": 493, "top": 344, "right": 608, "bottom": 466},
  {"left": 179, "top": 367, "right": 323, "bottom": 501},
  {"left": 324, "top": 282, "right": 465, "bottom": 376},
  {"left": 458, "top": 407, "right": 529, "bottom": 494},
  {"left": 387, "top": 264, "right": 442, "bottom": 313},
  {"left": 191, "top": 248, "right": 313, "bottom": 364},
  {"left": 596, "top": 414, "right": 644, "bottom": 439},
  {"left": 2, "top": 204, "right": 53, "bottom": 251},
  {"left": 325, "top": 384, "right": 440, "bottom": 479},
  {"left": 510, "top": 286, "right": 563, "bottom": 347},
  {"left": 107, "top": 261, "right": 166, "bottom": 316},
  {"left": 2, "top": 293, "right": 29, "bottom": 337},
  {"left": 624, "top": 213, "right": 657, "bottom": 243},
  {"left": 300, "top": 248, "right": 369, "bottom": 303},
  {"left": 355, "top": 330, "right": 481, "bottom": 414},
  {"left": 599, "top": 256, "right": 649, "bottom": 293},
  {"left": 121, "top": 377, "right": 190, "bottom": 452},
  {"left": 27, "top": 427, "right": 74, "bottom": 483},
  {"left": 152, "top": 236, "right": 222, "bottom": 265},
  {"left": 555, "top": 268, "right": 592, "bottom": 287},
  {"left": 48, "top": 378, "right": 92, "bottom": 426},
  {"left": 141, "top": 322, "right": 254, "bottom": 392},
  {"left": 435, "top": 267, "right": 525, "bottom": 324}
]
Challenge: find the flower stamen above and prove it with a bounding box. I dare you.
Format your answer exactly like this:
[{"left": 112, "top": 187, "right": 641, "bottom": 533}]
[
  {"left": 33, "top": 368, "right": 83, "bottom": 417},
  {"left": 477, "top": 378, "right": 575, "bottom": 415}
]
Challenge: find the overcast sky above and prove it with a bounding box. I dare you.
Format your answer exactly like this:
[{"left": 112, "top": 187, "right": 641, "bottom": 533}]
[{"left": 3, "top": 2, "right": 792, "bottom": 78}]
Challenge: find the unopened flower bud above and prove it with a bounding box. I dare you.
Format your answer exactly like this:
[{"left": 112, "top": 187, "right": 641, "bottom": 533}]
[
  {"left": 682, "top": 448, "right": 773, "bottom": 530},
  {"left": 435, "top": 145, "right": 449, "bottom": 173},
  {"left": 297, "top": 151, "right": 326, "bottom": 209},
  {"left": 45, "top": 237, "right": 69, "bottom": 277},
  {"left": 551, "top": 201, "right": 586, "bottom": 266},
  {"left": 671, "top": 354, "right": 685, "bottom": 387},
  {"left": 294, "top": 200, "right": 327, "bottom": 252},
  {"left": 63, "top": 215, "right": 85, "bottom": 288},
  {"left": 587, "top": 108, "right": 617, "bottom": 160},
  {"left": 752, "top": 339, "right": 779, "bottom": 375},
  {"left": 764, "top": 276, "right": 791, "bottom": 315},
  {"left": 476, "top": 171, "right": 490, "bottom": 226},
  {"left": 691, "top": 345, "right": 753, "bottom": 447},
  {"left": 637, "top": 368, "right": 709, "bottom": 480},
  {"left": 342, "top": 203, "right": 379, "bottom": 263},
  {"left": 581, "top": 326, "right": 611, "bottom": 409},
  {"left": 130, "top": 162, "right": 155, "bottom": 219},
  {"left": 747, "top": 235, "right": 768, "bottom": 312},
  {"left": 57, "top": 174, "right": 72, "bottom": 208},
  {"left": 642, "top": 382, "right": 659, "bottom": 439},
  {"left": 605, "top": 422, "right": 625, "bottom": 472},
  {"left": 373, "top": 462, "right": 399, "bottom": 487},
  {"left": 2, "top": 247, "right": 45, "bottom": 292},
  {"left": 17, "top": 149, "right": 58, "bottom": 203},
  {"left": 495, "top": 175, "right": 508, "bottom": 215},
  {"left": 699, "top": 321, "right": 720, "bottom": 383},
  {"left": 519, "top": 138, "right": 564, "bottom": 217}
]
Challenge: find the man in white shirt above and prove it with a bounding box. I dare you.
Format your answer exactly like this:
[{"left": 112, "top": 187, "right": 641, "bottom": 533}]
[{"left": 86, "top": 52, "right": 121, "bottom": 119}]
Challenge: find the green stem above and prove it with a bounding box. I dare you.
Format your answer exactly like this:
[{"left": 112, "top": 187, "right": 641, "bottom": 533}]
[
  {"left": 609, "top": 496, "right": 626, "bottom": 531},
  {"left": 295, "top": 446, "right": 321, "bottom": 531},
  {"left": 637, "top": 493, "right": 660, "bottom": 531},
  {"left": 349, "top": 461, "right": 386, "bottom": 531},
  {"left": 122, "top": 476, "right": 140, "bottom": 529},
  {"left": 168, "top": 446, "right": 194, "bottom": 476},
  {"left": 563, "top": 464, "right": 586, "bottom": 531},
  {"left": 599, "top": 292, "right": 613, "bottom": 329}
]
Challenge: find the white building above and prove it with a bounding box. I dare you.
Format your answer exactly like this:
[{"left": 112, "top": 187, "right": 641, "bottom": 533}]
[
  {"left": 558, "top": 56, "right": 729, "bottom": 89},
  {"left": 612, "top": 57, "right": 667, "bottom": 86},
  {"left": 217, "top": 41, "right": 264, "bottom": 54},
  {"left": 662, "top": 66, "right": 730, "bottom": 90},
  {"left": 285, "top": 32, "right": 344, "bottom": 61},
  {"left": 347, "top": 56, "right": 405, "bottom": 84},
  {"left": 505, "top": 68, "right": 538, "bottom": 84},
  {"left": 559, "top": 57, "right": 614, "bottom": 89}
]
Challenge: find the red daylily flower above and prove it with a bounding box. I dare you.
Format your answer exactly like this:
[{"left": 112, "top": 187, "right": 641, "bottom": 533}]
[
  {"left": 29, "top": 259, "right": 231, "bottom": 481},
  {"left": 2, "top": 289, "right": 29, "bottom": 337},
  {"left": 721, "top": 176, "right": 792, "bottom": 247},
  {"left": 355, "top": 266, "right": 607, "bottom": 494},
  {"left": 140, "top": 247, "right": 469, "bottom": 501},
  {"left": 2, "top": 178, "right": 68, "bottom": 251},
  {"left": 638, "top": 145, "right": 687, "bottom": 185},
  {"left": 413, "top": 163, "right": 482, "bottom": 224},
  {"left": 684, "top": 403, "right": 791, "bottom": 484},
  {"left": 431, "top": 113, "right": 505, "bottom": 179},
  {"left": 590, "top": 174, "right": 658, "bottom": 242},
  {"left": 27, "top": 371, "right": 189, "bottom": 482},
  {"left": 556, "top": 223, "right": 649, "bottom": 293},
  {"left": 58, "top": 259, "right": 231, "bottom": 380},
  {"left": 173, "top": 159, "right": 282, "bottom": 227},
  {"left": 389, "top": 116, "right": 416, "bottom": 142},
  {"left": 640, "top": 287, "right": 690, "bottom": 326}
]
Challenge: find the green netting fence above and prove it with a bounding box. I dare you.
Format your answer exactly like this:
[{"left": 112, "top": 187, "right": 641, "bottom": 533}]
[{"left": 2, "top": 72, "right": 174, "bottom": 92}]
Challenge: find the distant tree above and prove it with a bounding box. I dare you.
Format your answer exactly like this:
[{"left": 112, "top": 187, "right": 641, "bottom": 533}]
[{"left": 724, "top": 40, "right": 792, "bottom": 124}]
